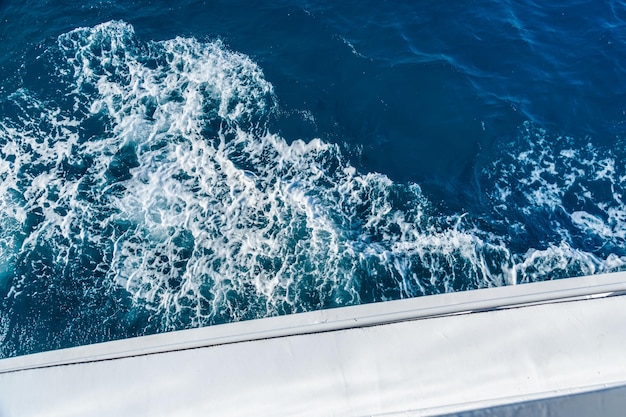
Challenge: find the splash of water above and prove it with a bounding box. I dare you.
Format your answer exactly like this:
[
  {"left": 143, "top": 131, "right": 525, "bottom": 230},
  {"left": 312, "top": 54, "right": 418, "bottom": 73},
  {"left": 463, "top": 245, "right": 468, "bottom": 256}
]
[{"left": 1, "top": 21, "right": 624, "bottom": 357}]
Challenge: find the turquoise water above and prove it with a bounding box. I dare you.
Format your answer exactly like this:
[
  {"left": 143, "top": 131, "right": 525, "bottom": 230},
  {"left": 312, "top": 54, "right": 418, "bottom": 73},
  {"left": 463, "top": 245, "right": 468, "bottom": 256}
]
[{"left": 1, "top": 1, "right": 626, "bottom": 358}]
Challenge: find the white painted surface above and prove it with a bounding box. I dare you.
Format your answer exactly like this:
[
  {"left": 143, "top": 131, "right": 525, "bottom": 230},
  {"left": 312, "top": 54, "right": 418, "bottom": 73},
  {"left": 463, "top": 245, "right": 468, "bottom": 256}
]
[{"left": 1, "top": 273, "right": 626, "bottom": 416}]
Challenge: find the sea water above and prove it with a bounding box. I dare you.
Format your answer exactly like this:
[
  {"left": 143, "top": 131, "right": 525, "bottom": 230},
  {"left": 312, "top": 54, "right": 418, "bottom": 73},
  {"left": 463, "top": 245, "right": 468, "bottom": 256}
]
[{"left": 1, "top": 0, "right": 625, "bottom": 358}]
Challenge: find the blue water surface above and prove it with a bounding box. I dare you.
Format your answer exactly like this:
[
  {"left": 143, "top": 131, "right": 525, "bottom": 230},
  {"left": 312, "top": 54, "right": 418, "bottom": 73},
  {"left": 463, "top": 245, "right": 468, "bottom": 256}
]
[{"left": 1, "top": 0, "right": 625, "bottom": 358}]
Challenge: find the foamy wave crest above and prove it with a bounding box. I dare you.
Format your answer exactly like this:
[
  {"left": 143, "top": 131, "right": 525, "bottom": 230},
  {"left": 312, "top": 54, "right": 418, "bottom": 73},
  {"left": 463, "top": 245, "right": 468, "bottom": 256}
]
[
  {"left": 0, "top": 21, "right": 518, "bottom": 342},
  {"left": 6, "top": 21, "right": 625, "bottom": 355},
  {"left": 483, "top": 122, "right": 626, "bottom": 282}
]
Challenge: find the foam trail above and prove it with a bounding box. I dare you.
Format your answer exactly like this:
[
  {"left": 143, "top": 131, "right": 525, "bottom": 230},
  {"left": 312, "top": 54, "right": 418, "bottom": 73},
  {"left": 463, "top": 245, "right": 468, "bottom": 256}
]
[
  {"left": 0, "top": 22, "right": 625, "bottom": 357},
  {"left": 482, "top": 122, "right": 626, "bottom": 282}
]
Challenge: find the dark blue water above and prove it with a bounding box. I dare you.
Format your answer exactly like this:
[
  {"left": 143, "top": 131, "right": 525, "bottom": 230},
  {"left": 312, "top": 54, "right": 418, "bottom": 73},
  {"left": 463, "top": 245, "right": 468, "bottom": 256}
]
[{"left": 1, "top": 0, "right": 625, "bottom": 358}]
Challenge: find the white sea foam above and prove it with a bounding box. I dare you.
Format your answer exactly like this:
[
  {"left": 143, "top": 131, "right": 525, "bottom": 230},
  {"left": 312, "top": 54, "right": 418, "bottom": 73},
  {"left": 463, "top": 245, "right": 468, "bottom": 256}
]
[
  {"left": 485, "top": 122, "right": 626, "bottom": 282},
  {"left": 1, "top": 21, "right": 624, "bottom": 336}
]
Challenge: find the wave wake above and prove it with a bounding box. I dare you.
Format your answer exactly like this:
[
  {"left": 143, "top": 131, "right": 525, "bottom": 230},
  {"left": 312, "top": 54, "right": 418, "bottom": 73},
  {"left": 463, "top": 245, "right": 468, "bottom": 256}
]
[{"left": 0, "top": 21, "right": 624, "bottom": 356}]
